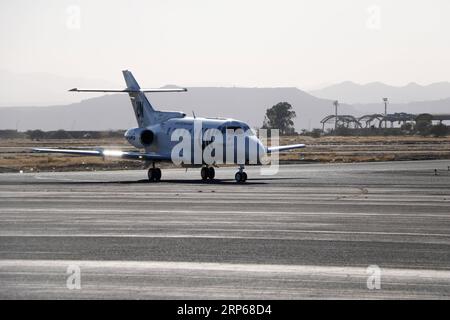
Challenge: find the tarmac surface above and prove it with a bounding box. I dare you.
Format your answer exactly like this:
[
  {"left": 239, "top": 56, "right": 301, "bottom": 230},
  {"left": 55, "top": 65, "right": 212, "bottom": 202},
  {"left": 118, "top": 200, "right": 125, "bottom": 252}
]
[{"left": 1, "top": 160, "right": 450, "bottom": 299}]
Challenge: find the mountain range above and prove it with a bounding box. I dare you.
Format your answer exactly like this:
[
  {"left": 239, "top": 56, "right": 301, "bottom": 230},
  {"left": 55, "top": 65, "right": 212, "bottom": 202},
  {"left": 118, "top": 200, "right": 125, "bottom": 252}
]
[
  {"left": 0, "top": 88, "right": 355, "bottom": 131},
  {"left": 0, "top": 71, "right": 449, "bottom": 131},
  {"left": 309, "top": 81, "right": 450, "bottom": 104}
]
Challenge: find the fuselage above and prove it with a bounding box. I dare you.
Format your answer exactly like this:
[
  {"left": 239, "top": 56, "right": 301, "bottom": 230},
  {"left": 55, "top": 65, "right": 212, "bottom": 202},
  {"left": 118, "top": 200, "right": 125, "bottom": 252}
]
[{"left": 125, "top": 116, "right": 266, "bottom": 166}]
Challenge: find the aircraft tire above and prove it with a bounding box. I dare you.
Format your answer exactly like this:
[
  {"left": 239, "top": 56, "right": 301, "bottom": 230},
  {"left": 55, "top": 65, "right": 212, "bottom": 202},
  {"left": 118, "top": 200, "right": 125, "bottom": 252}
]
[
  {"left": 148, "top": 168, "right": 155, "bottom": 182},
  {"left": 154, "top": 168, "right": 161, "bottom": 182},
  {"left": 208, "top": 167, "right": 215, "bottom": 180},
  {"left": 201, "top": 167, "right": 208, "bottom": 181}
]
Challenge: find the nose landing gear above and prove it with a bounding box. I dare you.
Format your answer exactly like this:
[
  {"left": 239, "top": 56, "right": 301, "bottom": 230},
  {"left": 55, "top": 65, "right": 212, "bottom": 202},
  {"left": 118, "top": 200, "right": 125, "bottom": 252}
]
[{"left": 235, "top": 166, "right": 247, "bottom": 183}]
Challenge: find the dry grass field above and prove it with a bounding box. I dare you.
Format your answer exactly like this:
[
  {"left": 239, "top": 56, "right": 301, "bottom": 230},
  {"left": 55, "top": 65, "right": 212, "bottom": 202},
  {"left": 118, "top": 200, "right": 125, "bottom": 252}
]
[
  {"left": 1, "top": 135, "right": 450, "bottom": 173},
  {"left": 278, "top": 135, "right": 450, "bottom": 163}
]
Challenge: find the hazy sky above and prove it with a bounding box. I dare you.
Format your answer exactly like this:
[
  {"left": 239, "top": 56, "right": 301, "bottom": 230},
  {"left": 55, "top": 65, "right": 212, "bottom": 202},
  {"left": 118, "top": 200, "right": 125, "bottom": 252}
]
[{"left": 1, "top": 0, "right": 449, "bottom": 89}]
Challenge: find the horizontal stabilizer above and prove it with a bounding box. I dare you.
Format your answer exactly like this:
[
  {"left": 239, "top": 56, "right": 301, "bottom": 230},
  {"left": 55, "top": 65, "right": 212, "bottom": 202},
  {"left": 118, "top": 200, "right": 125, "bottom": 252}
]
[{"left": 69, "top": 88, "right": 187, "bottom": 93}]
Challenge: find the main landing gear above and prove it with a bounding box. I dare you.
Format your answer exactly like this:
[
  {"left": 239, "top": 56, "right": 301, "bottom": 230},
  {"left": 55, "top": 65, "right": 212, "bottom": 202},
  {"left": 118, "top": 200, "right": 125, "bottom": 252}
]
[
  {"left": 148, "top": 164, "right": 161, "bottom": 182},
  {"left": 235, "top": 166, "right": 247, "bottom": 183},
  {"left": 201, "top": 166, "right": 215, "bottom": 181},
  {"left": 200, "top": 166, "right": 248, "bottom": 183}
]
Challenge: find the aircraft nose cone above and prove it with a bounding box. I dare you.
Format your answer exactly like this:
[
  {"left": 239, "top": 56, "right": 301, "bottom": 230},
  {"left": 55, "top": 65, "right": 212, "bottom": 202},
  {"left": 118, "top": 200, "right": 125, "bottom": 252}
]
[
  {"left": 258, "top": 140, "right": 267, "bottom": 164},
  {"left": 247, "top": 136, "right": 266, "bottom": 164}
]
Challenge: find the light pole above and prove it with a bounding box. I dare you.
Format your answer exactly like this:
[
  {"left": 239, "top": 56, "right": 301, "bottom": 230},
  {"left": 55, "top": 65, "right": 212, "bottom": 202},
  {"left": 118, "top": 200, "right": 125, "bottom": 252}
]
[
  {"left": 383, "top": 98, "right": 388, "bottom": 128},
  {"left": 333, "top": 100, "right": 339, "bottom": 132}
]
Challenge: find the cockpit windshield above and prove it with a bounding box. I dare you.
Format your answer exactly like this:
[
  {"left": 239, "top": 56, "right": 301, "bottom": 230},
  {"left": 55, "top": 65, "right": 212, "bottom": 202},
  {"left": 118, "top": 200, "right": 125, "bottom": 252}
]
[{"left": 219, "top": 122, "right": 254, "bottom": 135}]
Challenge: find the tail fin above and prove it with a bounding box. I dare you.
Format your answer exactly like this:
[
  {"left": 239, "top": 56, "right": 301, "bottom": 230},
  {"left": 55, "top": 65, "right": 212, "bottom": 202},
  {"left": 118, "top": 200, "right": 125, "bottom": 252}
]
[
  {"left": 122, "top": 70, "right": 156, "bottom": 127},
  {"left": 68, "top": 70, "right": 187, "bottom": 127}
]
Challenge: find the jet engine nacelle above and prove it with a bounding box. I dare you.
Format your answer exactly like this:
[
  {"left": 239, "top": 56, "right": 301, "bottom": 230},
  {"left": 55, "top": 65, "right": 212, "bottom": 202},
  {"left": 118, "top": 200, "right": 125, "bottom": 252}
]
[{"left": 124, "top": 127, "right": 155, "bottom": 148}]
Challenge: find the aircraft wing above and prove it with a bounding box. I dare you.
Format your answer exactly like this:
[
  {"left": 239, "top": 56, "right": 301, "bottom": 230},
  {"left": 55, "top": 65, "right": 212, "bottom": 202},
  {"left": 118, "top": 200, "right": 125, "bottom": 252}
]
[
  {"left": 266, "top": 144, "right": 306, "bottom": 153},
  {"left": 32, "top": 148, "right": 168, "bottom": 161}
]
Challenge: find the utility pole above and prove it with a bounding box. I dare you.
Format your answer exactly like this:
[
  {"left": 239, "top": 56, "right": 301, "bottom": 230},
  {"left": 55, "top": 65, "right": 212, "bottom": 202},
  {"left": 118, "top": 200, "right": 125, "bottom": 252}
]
[
  {"left": 383, "top": 98, "right": 388, "bottom": 128},
  {"left": 333, "top": 100, "right": 339, "bottom": 133}
]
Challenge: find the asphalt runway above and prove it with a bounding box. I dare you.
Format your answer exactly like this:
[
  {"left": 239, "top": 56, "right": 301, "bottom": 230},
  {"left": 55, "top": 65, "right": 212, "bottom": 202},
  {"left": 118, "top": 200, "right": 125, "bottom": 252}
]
[{"left": 1, "top": 160, "right": 450, "bottom": 299}]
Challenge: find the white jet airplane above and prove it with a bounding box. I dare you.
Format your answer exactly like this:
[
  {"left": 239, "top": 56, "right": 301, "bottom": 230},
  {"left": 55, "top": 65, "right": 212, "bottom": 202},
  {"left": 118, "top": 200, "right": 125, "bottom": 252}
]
[{"left": 34, "top": 70, "right": 305, "bottom": 183}]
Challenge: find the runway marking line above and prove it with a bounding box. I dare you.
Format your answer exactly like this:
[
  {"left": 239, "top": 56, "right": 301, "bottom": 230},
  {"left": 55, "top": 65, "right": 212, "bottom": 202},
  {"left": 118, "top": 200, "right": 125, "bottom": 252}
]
[{"left": 1, "top": 259, "right": 450, "bottom": 281}]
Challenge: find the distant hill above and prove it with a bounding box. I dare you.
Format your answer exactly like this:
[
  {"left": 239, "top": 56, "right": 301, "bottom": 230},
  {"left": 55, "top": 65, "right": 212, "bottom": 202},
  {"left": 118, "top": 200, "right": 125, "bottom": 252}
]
[
  {"left": 0, "top": 87, "right": 354, "bottom": 131},
  {"left": 309, "top": 81, "right": 450, "bottom": 104}
]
